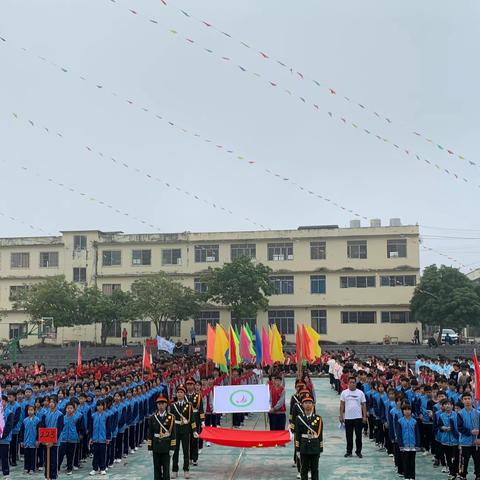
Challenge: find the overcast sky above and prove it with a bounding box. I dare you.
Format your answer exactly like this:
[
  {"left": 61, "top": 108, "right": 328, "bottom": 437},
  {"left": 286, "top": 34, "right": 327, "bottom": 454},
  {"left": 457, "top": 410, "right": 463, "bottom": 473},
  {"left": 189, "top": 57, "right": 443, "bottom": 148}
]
[{"left": 0, "top": 0, "right": 479, "bottom": 271}]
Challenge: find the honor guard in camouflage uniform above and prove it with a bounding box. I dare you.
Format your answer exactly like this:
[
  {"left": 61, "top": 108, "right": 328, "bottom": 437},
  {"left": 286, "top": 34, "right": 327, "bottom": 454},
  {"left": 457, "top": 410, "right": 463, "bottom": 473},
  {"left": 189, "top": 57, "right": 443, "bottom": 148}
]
[
  {"left": 169, "top": 385, "right": 196, "bottom": 479},
  {"left": 148, "top": 395, "right": 176, "bottom": 480},
  {"left": 294, "top": 395, "right": 323, "bottom": 480},
  {"left": 185, "top": 378, "right": 204, "bottom": 466}
]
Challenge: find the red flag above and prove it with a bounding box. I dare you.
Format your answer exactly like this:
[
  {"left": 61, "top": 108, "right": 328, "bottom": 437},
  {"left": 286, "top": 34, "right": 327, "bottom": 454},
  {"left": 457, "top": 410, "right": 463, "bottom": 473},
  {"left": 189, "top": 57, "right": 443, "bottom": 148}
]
[
  {"left": 229, "top": 327, "right": 238, "bottom": 368},
  {"left": 34, "top": 361, "right": 40, "bottom": 375},
  {"left": 143, "top": 345, "right": 153, "bottom": 380},
  {"left": 76, "top": 341, "right": 82, "bottom": 376},
  {"left": 474, "top": 350, "right": 480, "bottom": 401}
]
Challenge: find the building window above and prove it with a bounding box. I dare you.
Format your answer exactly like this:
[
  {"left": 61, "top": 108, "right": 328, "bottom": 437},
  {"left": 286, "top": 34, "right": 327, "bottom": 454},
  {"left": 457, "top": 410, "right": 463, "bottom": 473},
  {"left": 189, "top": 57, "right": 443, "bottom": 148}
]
[
  {"left": 194, "top": 277, "right": 208, "bottom": 294},
  {"left": 132, "top": 249, "right": 151, "bottom": 266},
  {"left": 165, "top": 321, "right": 181, "bottom": 337},
  {"left": 268, "top": 310, "right": 295, "bottom": 335},
  {"left": 9, "top": 323, "right": 26, "bottom": 340},
  {"left": 11, "top": 252, "right": 30, "bottom": 268},
  {"left": 387, "top": 239, "right": 407, "bottom": 258},
  {"left": 132, "top": 321, "right": 151, "bottom": 338},
  {"left": 270, "top": 276, "right": 294, "bottom": 295},
  {"left": 340, "top": 276, "right": 376, "bottom": 288},
  {"left": 231, "top": 314, "right": 257, "bottom": 333},
  {"left": 310, "top": 275, "right": 326, "bottom": 294},
  {"left": 380, "top": 275, "right": 416, "bottom": 287},
  {"left": 310, "top": 241, "right": 326, "bottom": 260},
  {"left": 105, "top": 319, "right": 122, "bottom": 337},
  {"left": 347, "top": 240, "right": 367, "bottom": 259},
  {"left": 194, "top": 311, "right": 220, "bottom": 336},
  {"left": 102, "top": 250, "right": 121, "bottom": 267},
  {"left": 9, "top": 285, "right": 29, "bottom": 301},
  {"left": 73, "top": 235, "right": 87, "bottom": 250},
  {"left": 162, "top": 248, "right": 182, "bottom": 265},
  {"left": 39, "top": 252, "right": 59, "bottom": 268},
  {"left": 267, "top": 242, "right": 293, "bottom": 261},
  {"left": 73, "top": 267, "right": 87, "bottom": 283},
  {"left": 231, "top": 243, "right": 256, "bottom": 261},
  {"left": 102, "top": 284, "right": 121, "bottom": 296},
  {"left": 195, "top": 245, "right": 219, "bottom": 263},
  {"left": 381, "top": 311, "right": 414, "bottom": 323},
  {"left": 341, "top": 311, "right": 376, "bottom": 324},
  {"left": 311, "top": 310, "right": 327, "bottom": 334}
]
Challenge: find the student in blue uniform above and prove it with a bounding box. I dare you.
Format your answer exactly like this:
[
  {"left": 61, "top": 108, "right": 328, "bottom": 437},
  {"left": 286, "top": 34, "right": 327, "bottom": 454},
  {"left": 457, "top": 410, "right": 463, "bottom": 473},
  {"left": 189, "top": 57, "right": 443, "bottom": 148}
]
[
  {"left": 58, "top": 402, "right": 83, "bottom": 475},
  {"left": 89, "top": 399, "right": 111, "bottom": 476},
  {"left": 20, "top": 405, "right": 40, "bottom": 474},
  {"left": 457, "top": 392, "right": 480, "bottom": 480},
  {"left": 114, "top": 392, "right": 127, "bottom": 463},
  {"left": 42, "top": 395, "right": 64, "bottom": 480},
  {"left": 7, "top": 390, "right": 21, "bottom": 467},
  {"left": 395, "top": 403, "right": 421, "bottom": 480},
  {"left": 0, "top": 394, "right": 15, "bottom": 479}
]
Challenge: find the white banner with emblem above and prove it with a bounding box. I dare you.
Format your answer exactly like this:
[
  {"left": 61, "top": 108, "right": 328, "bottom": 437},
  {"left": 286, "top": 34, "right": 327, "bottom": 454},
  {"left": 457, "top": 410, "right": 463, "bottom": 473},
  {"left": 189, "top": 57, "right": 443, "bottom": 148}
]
[{"left": 213, "top": 385, "right": 270, "bottom": 414}]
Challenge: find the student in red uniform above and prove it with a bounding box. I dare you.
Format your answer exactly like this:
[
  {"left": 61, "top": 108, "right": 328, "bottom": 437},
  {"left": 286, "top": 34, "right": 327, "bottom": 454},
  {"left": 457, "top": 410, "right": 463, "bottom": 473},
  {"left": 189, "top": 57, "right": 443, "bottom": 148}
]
[{"left": 269, "top": 375, "right": 286, "bottom": 431}]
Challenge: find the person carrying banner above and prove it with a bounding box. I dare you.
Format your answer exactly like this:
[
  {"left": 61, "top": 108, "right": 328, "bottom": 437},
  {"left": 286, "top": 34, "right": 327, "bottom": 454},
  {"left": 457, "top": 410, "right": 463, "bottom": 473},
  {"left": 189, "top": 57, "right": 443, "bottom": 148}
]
[
  {"left": 41, "top": 396, "right": 64, "bottom": 480},
  {"left": 294, "top": 395, "right": 323, "bottom": 480},
  {"left": 169, "top": 385, "right": 196, "bottom": 479},
  {"left": 148, "top": 395, "right": 176, "bottom": 480},
  {"left": 269, "top": 375, "right": 286, "bottom": 431}
]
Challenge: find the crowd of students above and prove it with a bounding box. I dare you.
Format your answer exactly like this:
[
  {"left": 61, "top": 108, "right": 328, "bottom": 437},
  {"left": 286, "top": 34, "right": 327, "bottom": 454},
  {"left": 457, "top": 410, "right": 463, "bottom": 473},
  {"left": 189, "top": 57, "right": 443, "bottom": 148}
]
[
  {"left": 0, "top": 355, "right": 238, "bottom": 479},
  {"left": 324, "top": 351, "right": 480, "bottom": 480}
]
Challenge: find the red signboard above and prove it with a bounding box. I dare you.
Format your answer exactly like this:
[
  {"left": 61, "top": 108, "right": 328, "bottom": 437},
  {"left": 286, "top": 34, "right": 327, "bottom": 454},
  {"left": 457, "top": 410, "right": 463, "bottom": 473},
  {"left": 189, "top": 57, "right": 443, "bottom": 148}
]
[
  {"left": 146, "top": 338, "right": 158, "bottom": 349},
  {"left": 39, "top": 428, "right": 58, "bottom": 444}
]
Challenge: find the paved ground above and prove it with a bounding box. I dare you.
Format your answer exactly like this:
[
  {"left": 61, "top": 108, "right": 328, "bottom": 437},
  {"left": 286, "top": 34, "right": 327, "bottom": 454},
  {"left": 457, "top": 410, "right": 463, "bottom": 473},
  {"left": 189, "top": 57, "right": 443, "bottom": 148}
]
[{"left": 7, "top": 378, "right": 441, "bottom": 478}]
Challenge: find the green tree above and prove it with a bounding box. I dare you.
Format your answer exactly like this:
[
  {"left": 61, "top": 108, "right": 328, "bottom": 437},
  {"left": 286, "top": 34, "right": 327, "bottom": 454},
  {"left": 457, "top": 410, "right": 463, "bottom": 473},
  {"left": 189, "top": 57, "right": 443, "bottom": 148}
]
[
  {"left": 131, "top": 273, "right": 200, "bottom": 337},
  {"left": 410, "top": 264, "right": 480, "bottom": 340},
  {"left": 13, "top": 276, "right": 80, "bottom": 327},
  {"left": 202, "top": 256, "right": 273, "bottom": 321},
  {"left": 80, "top": 287, "right": 137, "bottom": 345}
]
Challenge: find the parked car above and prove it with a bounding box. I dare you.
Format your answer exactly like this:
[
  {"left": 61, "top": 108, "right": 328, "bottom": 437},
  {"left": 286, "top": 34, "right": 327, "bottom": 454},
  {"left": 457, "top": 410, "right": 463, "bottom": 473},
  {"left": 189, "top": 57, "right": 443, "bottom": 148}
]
[{"left": 434, "top": 328, "right": 459, "bottom": 345}]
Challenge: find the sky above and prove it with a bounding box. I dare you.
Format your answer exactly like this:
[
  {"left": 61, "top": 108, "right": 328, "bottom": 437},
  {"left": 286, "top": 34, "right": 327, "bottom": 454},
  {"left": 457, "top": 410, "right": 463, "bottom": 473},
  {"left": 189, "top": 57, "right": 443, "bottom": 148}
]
[{"left": 0, "top": 0, "right": 479, "bottom": 271}]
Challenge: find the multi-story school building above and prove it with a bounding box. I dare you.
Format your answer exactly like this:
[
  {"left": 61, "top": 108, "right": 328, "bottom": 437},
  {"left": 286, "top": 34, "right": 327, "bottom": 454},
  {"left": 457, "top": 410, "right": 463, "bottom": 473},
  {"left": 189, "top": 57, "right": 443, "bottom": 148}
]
[{"left": 0, "top": 219, "right": 420, "bottom": 345}]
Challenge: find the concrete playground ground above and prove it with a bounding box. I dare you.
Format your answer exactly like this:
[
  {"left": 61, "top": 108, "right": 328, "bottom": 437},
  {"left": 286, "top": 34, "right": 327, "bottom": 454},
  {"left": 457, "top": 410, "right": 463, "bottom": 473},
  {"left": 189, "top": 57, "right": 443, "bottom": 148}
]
[{"left": 8, "top": 378, "right": 442, "bottom": 479}]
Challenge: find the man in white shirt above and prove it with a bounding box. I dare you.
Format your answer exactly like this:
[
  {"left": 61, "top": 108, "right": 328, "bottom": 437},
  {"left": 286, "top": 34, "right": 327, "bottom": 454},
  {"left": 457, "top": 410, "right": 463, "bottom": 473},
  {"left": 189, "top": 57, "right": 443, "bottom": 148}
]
[
  {"left": 327, "top": 357, "right": 336, "bottom": 389},
  {"left": 339, "top": 377, "right": 367, "bottom": 458}
]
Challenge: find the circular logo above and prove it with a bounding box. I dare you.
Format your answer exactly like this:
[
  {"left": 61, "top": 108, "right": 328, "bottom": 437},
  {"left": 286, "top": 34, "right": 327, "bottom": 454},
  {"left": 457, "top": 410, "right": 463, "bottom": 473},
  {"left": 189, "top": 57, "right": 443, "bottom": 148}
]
[{"left": 229, "top": 389, "right": 254, "bottom": 408}]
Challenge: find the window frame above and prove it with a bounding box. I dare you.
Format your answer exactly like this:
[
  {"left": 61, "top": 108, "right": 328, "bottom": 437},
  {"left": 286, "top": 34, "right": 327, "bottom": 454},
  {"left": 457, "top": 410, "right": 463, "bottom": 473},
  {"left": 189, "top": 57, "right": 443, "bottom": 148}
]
[
  {"left": 73, "top": 267, "right": 87, "bottom": 283},
  {"left": 311, "top": 309, "right": 327, "bottom": 334},
  {"left": 102, "top": 250, "right": 122, "bottom": 267},
  {"left": 9, "top": 285, "right": 29, "bottom": 301},
  {"left": 161, "top": 248, "right": 182, "bottom": 266},
  {"left": 73, "top": 235, "right": 87, "bottom": 251},
  {"left": 310, "top": 241, "right": 326, "bottom": 260},
  {"left": 341, "top": 311, "right": 377, "bottom": 324},
  {"left": 347, "top": 240, "right": 368, "bottom": 259},
  {"left": 105, "top": 319, "right": 122, "bottom": 337},
  {"left": 268, "top": 310, "right": 295, "bottom": 335},
  {"left": 132, "top": 249, "right": 152, "bottom": 266},
  {"left": 194, "top": 245, "right": 219, "bottom": 263},
  {"left": 10, "top": 252, "right": 30, "bottom": 269},
  {"left": 381, "top": 311, "right": 413, "bottom": 323},
  {"left": 340, "top": 276, "right": 376, "bottom": 288},
  {"left": 102, "top": 284, "right": 121, "bottom": 296},
  {"left": 230, "top": 243, "right": 256, "bottom": 261},
  {"left": 39, "top": 251, "right": 59, "bottom": 268},
  {"left": 9, "top": 323, "right": 26, "bottom": 340},
  {"left": 131, "top": 321, "right": 151, "bottom": 338},
  {"left": 267, "top": 242, "right": 294, "bottom": 261},
  {"left": 310, "top": 275, "right": 326, "bottom": 294},
  {"left": 387, "top": 239, "right": 407, "bottom": 258},
  {"left": 194, "top": 311, "right": 220, "bottom": 336},
  {"left": 193, "top": 277, "right": 209, "bottom": 294},
  {"left": 270, "top": 275, "right": 295, "bottom": 295},
  {"left": 380, "top": 275, "right": 416, "bottom": 287},
  {"left": 230, "top": 314, "right": 257, "bottom": 333}
]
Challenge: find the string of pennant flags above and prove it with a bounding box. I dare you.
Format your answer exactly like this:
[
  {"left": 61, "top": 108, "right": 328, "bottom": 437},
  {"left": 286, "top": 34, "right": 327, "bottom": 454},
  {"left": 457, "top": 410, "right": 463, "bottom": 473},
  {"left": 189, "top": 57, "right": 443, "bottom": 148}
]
[
  {"left": 133, "top": 0, "right": 473, "bottom": 168},
  {"left": 8, "top": 112, "right": 270, "bottom": 231},
  {"left": 0, "top": 152, "right": 164, "bottom": 231},
  {"left": 0, "top": 34, "right": 370, "bottom": 221},
  {"left": 85, "top": 9, "right": 479, "bottom": 181},
  {"left": 0, "top": 209, "right": 53, "bottom": 235}
]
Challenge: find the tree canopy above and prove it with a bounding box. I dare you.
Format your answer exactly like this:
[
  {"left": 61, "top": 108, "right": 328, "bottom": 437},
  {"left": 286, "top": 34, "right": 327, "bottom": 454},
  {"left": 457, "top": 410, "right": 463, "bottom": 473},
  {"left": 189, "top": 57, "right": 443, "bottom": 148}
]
[
  {"left": 131, "top": 272, "right": 200, "bottom": 336},
  {"left": 202, "top": 256, "right": 273, "bottom": 320},
  {"left": 410, "top": 264, "right": 480, "bottom": 330}
]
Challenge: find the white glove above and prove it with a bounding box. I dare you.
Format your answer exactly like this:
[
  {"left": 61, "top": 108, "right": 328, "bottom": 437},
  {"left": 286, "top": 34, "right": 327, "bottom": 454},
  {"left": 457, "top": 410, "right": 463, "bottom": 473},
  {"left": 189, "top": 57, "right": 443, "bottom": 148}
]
[
  {"left": 201, "top": 422, "right": 205, "bottom": 428},
  {"left": 289, "top": 431, "right": 294, "bottom": 441},
  {"left": 193, "top": 432, "right": 199, "bottom": 439}
]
